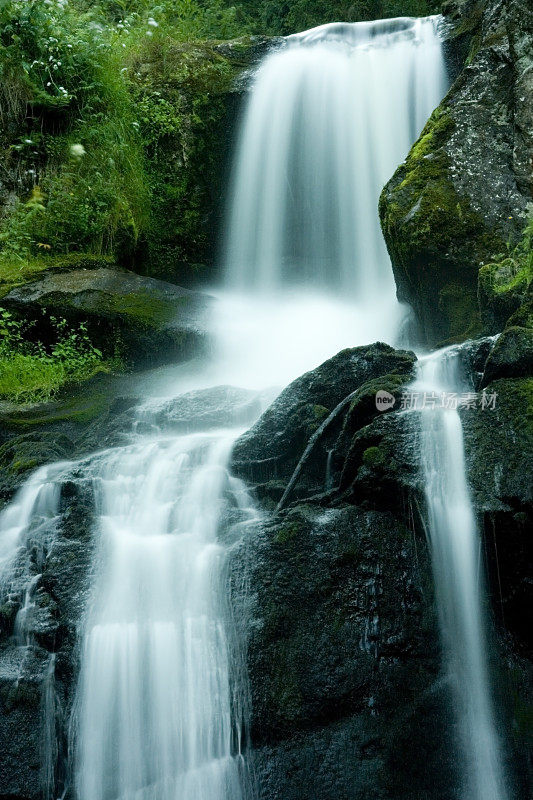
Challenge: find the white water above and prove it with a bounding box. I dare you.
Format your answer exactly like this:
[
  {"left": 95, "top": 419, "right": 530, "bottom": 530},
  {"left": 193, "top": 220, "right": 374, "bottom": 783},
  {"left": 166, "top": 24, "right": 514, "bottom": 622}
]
[
  {"left": 74, "top": 430, "right": 256, "bottom": 800},
  {"left": 224, "top": 16, "right": 446, "bottom": 303},
  {"left": 415, "top": 348, "right": 507, "bottom": 800},
  {"left": 0, "top": 463, "right": 64, "bottom": 592},
  {"left": 1, "top": 16, "right": 500, "bottom": 800}
]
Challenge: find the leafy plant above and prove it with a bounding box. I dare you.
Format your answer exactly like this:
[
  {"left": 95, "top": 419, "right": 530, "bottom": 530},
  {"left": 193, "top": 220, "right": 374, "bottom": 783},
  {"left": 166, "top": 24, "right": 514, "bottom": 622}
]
[{"left": 0, "top": 307, "right": 117, "bottom": 402}]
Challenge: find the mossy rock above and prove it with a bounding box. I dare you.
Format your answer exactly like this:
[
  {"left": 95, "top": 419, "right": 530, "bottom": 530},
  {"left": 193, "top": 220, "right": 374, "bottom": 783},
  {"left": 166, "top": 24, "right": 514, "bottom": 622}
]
[
  {"left": 380, "top": 0, "right": 532, "bottom": 346},
  {"left": 127, "top": 35, "right": 270, "bottom": 283},
  {"left": 479, "top": 258, "right": 532, "bottom": 333},
  {"left": 2, "top": 267, "right": 210, "bottom": 369},
  {"left": 232, "top": 343, "right": 416, "bottom": 501},
  {"left": 380, "top": 105, "right": 503, "bottom": 346},
  {"left": 462, "top": 376, "right": 533, "bottom": 506},
  {"left": 481, "top": 327, "right": 533, "bottom": 385}
]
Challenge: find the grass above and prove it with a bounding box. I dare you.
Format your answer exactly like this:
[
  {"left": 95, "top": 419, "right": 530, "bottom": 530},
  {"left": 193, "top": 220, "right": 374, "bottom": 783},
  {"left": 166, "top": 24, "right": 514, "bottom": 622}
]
[
  {"left": 0, "top": 351, "right": 111, "bottom": 404},
  {"left": 0, "top": 309, "right": 119, "bottom": 403}
]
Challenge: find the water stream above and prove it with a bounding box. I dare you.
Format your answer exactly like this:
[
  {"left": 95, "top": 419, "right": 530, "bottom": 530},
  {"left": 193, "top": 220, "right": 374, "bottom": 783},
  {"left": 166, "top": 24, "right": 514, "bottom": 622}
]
[
  {"left": 415, "top": 348, "right": 508, "bottom": 800},
  {"left": 0, "top": 15, "right": 507, "bottom": 800}
]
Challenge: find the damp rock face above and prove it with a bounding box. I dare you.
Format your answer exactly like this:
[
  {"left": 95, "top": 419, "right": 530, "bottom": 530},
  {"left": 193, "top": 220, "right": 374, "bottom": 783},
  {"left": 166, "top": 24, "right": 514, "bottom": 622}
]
[
  {"left": 231, "top": 338, "right": 533, "bottom": 800},
  {"left": 379, "top": 0, "right": 533, "bottom": 347}
]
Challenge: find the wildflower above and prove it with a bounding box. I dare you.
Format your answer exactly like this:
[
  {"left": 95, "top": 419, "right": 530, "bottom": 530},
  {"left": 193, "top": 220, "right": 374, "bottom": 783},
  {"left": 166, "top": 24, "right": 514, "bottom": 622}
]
[
  {"left": 70, "top": 144, "right": 86, "bottom": 158},
  {"left": 146, "top": 30, "right": 153, "bottom": 37},
  {"left": 148, "top": 18, "right": 159, "bottom": 27}
]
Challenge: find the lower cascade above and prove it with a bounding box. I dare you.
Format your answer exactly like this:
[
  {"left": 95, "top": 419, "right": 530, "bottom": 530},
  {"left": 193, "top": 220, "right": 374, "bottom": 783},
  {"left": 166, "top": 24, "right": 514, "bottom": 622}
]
[
  {"left": 74, "top": 430, "right": 255, "bottom": 800},
  {"left": 0, "top": 11, "right": 520, "bottom": 800}
]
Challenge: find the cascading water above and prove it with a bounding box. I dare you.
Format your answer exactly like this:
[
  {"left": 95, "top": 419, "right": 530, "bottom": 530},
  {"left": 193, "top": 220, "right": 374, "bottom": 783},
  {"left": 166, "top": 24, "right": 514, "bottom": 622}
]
[
  {"left": 224, "top": 16, "right": 446, "bottom": 298},
  {"left": 415, "top": 349, "right": 507, "bottom": 800},
  {"left": 211, "top": 16, "right": 447, "bottom": 390},
  {"left": 73, "top": 426, "right": 256, "bottom": 800},
  {"left": 0, "top": 15, "right": 493, "bottom": 800}
]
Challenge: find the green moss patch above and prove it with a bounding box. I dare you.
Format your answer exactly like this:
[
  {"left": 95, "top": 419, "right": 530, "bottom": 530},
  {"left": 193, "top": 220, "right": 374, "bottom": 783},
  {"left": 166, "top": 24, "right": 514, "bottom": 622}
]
[{"left": 380, "top": 105, "right": 505, "bottom": 344}]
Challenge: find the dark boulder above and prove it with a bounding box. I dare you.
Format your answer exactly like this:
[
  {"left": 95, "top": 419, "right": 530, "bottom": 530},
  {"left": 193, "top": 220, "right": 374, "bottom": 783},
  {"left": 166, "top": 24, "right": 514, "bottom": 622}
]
[
  {"left": 231, "top": 343, "right": 416, "bottom": 503},
  {"left": 481, "top": 327, "right": 533, "bottom": 385}
]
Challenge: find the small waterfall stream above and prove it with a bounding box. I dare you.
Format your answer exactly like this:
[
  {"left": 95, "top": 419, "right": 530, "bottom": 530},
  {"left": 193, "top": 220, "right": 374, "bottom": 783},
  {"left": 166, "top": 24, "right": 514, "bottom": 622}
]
[
  {"left": 0, "top": 15, "right": 509, "bottom": 800},
  {"left": 415, "top": 349, "right": 507, "bottom": 800}
]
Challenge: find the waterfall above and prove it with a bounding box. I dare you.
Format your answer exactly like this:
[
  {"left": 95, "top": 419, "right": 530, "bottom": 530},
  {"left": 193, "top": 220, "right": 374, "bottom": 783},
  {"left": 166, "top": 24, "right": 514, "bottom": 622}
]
[
  {"left": 74, "top": 428, "right": 256, "bottom": 800},
  {"left": 224, "top": 16, "right": 446, "bottom": 298},
  {"left": 0, "top": 15, "right": 483, "bottom": 800},
  {"left": 415, "top": 349, "right": 507, "bottom": 800}
]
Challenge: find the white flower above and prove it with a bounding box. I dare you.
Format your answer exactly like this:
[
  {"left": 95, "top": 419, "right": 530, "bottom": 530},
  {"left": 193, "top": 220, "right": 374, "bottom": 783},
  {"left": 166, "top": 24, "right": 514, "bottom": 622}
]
[
  {"left": 146, "top": 30, "right": 153, "bottom": 37},
  {"left": 147, "top": 18, "right": 158, "bottom": 27},
  {"left": 70, "top": 144, "right": 86, "bottom": 158}
]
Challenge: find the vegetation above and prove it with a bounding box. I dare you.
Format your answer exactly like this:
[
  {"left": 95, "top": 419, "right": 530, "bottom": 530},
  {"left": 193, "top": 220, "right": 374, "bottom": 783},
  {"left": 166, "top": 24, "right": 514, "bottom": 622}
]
[
  {"left": 0, "top": 0, "right": 442, "bottom": 402},
  {"left": 235, "top": 0, "right": 441, "bottom": 35},
  {"left": 0, "top": 307, "right": 114, "bottom": 403}
]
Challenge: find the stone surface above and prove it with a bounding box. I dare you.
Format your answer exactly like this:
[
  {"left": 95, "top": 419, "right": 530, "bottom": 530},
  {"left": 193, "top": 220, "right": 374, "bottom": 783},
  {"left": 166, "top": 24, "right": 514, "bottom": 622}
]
[
  {"left": 481, "top": 326, "right": 533, "bottom": 385},
  {"left": 232, "top": 342, "right": 416, "bottom": 504},
  {"left": 380, "top": 0, "right": 533, "bottom": 346}
]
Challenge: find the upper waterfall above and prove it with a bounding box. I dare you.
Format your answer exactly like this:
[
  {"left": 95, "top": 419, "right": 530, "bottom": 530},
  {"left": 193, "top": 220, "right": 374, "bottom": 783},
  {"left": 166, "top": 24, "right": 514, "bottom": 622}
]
[{"left": 223, "top": 16, "right": 447, "bottom": 298}]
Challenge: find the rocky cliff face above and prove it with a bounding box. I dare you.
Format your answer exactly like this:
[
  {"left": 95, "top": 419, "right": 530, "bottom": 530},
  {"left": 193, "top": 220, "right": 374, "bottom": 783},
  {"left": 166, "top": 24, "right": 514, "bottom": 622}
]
[
  {"left": 230, "top": 338, "right": 532, "bottom": 800},
  {"left": 380, "top": 0, "right": 533, "bottom": 346}
]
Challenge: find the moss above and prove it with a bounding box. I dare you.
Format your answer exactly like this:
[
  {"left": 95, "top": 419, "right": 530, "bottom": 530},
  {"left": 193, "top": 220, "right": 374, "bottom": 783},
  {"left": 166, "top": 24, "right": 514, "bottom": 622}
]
[
  {"left": 0, "top": 253, "right": 116, "bottom": 298},
  {"left": 271, "top": 642, "right": 304, "bottom": 722},
  {"left": 312, "top": 404, "right": 329, "bottom": 420},
  {"left": 362, "top": 446, "right": 385, "bottom": 469},
  {"left": 380, "top": 104, "right": 506, "bottom": 344},
  {"left": 97, "top": 290, "right": 179, "bottom": 328},
  {"left": 507, "top": 298, "right": 533, "bottom": 330},
  {"left": 439, "top": 282, "right": 482, "bottom": 341},
  {"left": 275, "top": 522, "right": 301, "bottom": 544},
  {"left": 478, "top": 218, "right": 533, "bottom": 332},
  {"left": 345, "top": 370, "right": 415, "bottom": 428},
  {"left": 491, "top": 378, "right": 533, "bottom": 436},
  {"left": 0, "top": 382, "right": 112, "bottom": 429},
  {"left": 11, "top": 457, "right": 39, "bottom": 473}
]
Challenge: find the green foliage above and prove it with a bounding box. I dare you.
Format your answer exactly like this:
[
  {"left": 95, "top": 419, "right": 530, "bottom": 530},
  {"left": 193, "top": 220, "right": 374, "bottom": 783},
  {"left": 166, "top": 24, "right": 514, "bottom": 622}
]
[
  {"left": 233, "top": 0, "right": 440, "bottom": 35},
  {"left": 0, "top": 0, "right": 148, "bottom": 262},
  {"left": 0, "top": 307, "right": 114, "bottom": 402}
]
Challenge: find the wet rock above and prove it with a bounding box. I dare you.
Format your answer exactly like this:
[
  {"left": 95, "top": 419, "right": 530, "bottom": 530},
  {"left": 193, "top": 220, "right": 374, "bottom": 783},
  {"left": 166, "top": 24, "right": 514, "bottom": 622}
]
[
  {"left": 481, "top": 326, "right": 533, "bottom": 385},
  {"left": 462, "top": 375, "right": 533, "bottom": 660},
  {"left": 232, "top": 343, "right": 416, "bottom": 502},
  {"left": 232, "top": 502, "right": 457, "bottom": 800}
]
